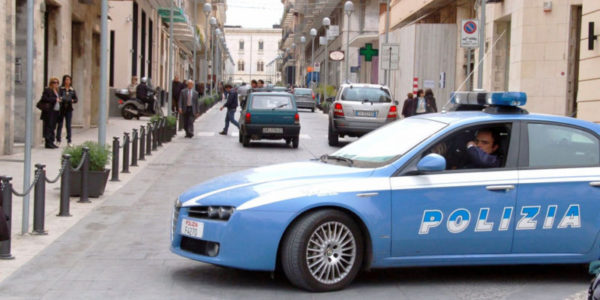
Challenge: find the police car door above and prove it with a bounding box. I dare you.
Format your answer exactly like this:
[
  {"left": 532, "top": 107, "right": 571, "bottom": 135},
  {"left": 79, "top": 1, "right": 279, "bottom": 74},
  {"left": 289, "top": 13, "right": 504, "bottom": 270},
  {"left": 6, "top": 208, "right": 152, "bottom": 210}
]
[
  {"left": 389, "top": 122, "right": 519, "bottom": 259},
  {"left": 513, "top": 122, "right": 600, "bottom": 255}
]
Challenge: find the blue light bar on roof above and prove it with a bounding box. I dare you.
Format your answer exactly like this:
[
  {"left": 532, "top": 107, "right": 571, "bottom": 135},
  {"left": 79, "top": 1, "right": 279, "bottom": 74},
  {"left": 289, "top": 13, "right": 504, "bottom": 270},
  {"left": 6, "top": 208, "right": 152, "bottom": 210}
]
[{"left": 450, "top": 91, "right": 527, "bottom": 106}]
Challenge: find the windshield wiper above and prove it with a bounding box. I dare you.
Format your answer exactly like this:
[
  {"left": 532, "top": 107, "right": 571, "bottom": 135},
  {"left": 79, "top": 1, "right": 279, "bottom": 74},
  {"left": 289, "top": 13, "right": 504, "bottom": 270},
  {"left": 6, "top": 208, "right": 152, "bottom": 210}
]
[
  {"left": 272, "top": 103, "right": 288, "bottom": 110},
  {"left": 320, "top": 154, "right": 354, "bottom": 167}
]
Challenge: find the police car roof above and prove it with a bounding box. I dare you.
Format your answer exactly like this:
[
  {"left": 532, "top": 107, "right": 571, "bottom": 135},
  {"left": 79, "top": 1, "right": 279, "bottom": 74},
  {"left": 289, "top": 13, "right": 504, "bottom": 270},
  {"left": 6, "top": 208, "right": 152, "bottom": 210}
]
[{"left": 418, "top": 111, "right": 600, "bottom": 132}]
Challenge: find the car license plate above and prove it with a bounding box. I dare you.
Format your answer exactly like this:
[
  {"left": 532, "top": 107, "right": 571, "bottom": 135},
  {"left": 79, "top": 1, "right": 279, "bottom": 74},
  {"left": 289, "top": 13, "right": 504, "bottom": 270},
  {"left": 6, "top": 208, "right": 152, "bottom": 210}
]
[
  {"left": 263, "top": 128, "right": 283, "bottom": 134},
  {"left": 355, "top": 110, "right": 377, "bottom": 117},
  {"left": 181, "top": 219, "right": 204, "bottom": 238}
]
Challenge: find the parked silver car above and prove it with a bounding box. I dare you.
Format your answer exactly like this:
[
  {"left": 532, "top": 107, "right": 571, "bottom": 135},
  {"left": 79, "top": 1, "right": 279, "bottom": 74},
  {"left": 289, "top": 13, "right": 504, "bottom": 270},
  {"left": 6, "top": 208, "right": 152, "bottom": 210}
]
[
  {"left": 293, "top": 88, "right": 316, "bottom": 112},
  {"left": 328, "top": 83, "right": 398, "bottom": 146}
]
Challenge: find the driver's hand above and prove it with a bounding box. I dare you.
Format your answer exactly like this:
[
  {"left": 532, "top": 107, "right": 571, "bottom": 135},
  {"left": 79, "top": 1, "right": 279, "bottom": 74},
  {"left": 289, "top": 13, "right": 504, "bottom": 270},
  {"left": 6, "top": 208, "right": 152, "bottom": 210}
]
[{"left": 467, "top": 141, "right": 476, "bottom": 148}]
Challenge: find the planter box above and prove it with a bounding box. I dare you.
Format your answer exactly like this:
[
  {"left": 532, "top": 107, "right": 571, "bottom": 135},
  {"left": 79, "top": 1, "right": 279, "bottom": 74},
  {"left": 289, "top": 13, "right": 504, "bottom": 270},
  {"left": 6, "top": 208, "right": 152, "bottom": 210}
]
[{"left": 69, "top": 169, "right": 110, "bottom": 198}]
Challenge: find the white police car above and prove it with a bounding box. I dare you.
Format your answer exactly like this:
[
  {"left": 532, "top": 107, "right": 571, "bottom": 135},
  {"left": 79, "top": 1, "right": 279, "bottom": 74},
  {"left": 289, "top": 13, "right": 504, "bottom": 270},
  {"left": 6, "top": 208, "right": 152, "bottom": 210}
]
[{"left": 170, "top": 91, "right": 600, "bottom": 292}]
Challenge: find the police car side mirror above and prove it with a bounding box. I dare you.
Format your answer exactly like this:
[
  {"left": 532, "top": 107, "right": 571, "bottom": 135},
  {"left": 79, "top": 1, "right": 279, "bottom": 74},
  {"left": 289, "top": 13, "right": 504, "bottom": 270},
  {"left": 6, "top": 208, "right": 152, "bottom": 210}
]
[{"left": 417, "top": 154, "right": 446, "bottom": 172}]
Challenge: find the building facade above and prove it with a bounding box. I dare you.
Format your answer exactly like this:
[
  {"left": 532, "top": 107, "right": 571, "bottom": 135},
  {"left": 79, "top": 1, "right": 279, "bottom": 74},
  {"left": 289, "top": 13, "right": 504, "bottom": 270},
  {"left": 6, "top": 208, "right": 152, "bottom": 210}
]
[
  {"left": 382, "top": 0, "right": 600, "bottom": 121},
  {"left": 224, "top": 27, "right": 282, "bottom": 84}
]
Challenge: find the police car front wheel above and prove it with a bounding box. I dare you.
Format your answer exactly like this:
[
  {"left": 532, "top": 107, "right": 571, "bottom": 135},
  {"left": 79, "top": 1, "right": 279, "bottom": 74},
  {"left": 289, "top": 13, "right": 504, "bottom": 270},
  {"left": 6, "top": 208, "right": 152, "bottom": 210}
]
[{"left": 281, "top": 209, "right": 363, "bottom": 292}]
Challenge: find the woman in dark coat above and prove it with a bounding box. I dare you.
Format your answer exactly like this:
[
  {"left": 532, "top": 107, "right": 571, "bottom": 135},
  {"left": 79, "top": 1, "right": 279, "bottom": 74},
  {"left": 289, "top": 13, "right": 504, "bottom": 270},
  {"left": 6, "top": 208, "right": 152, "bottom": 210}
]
[
  {"left": 56, "top": 75, "right": 78, "bottom": 147},
  {"left": 40, "top": 77, "right": 61, "bottom": 149},
  {"left": 424, "top": 88, "right": 438, "bottom": 113}
]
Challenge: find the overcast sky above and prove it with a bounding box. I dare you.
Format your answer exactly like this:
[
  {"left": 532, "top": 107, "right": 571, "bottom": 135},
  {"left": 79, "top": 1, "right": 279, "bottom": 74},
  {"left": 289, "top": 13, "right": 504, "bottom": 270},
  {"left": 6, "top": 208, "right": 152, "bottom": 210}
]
[{"left": 226, "top": 0, "right": 284, "bottom": 28}]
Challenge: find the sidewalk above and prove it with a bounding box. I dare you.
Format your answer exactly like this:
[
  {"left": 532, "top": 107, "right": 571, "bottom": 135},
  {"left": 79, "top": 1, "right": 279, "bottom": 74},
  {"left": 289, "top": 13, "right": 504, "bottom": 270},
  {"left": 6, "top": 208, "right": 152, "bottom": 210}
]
[{"left": 0, "top": 116, "right": 175, "bottom": 282}]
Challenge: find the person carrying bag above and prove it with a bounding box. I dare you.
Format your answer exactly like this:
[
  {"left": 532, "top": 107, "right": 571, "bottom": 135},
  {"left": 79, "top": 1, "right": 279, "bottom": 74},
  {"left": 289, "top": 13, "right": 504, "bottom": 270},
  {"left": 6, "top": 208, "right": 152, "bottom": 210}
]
[{"left": 39, "top": 77, "right": 61, "bottom": 149}]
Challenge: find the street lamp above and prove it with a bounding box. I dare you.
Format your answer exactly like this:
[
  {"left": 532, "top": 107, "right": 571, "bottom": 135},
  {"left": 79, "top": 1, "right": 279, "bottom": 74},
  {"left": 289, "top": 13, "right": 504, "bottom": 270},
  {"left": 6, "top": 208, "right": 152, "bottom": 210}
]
[
  {"left": 300, "top": 36, "right": 306, "bottom": 87},
  {"left": 215, "top": 28, "right": 221, "bottom": 90},
  {"left": 210, "top": 16, "right": 217, "bottom": 94},
  {"left": 322, "top": 17, "right": 331, "bottom": 101},
  {"left": 203, "top": 3, "right": 212, "bottom": 94},
  {"left": 344, "top": 1, "right": 354, "bottom": 83},
  {"left": 309, "top": 28, "right": 317, "bottom": 88}
]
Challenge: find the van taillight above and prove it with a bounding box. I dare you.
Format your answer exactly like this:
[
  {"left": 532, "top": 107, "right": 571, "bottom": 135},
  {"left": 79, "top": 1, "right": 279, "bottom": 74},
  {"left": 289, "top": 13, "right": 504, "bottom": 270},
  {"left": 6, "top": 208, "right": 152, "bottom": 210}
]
[
  {"left": 294, "top": 113, "right": 299, "bottom": 125},
  {"left": 245, "top": 112, "right": 251, "bottom": 123},
  {"left": 334, "top": 103, "right": 344, "bottom": 117},
  {"left": 387, "top": 105, "right": 398, "bottom": 119}
]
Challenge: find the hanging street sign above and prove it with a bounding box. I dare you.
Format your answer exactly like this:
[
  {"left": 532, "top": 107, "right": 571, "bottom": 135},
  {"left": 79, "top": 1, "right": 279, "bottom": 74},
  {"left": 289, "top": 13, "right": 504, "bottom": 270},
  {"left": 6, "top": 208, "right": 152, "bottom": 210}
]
[
  {"left": 327, "top": 25, "right": 339, "bottom": 40},
  {"left": 329, "top": 50, "right": 345, "bottom": 61},
  {"left": 380, "top": 43, "right": 399, "bottom": 70},
  {"left": 461, "top": 19, "right": 479, "bottom": 48}
]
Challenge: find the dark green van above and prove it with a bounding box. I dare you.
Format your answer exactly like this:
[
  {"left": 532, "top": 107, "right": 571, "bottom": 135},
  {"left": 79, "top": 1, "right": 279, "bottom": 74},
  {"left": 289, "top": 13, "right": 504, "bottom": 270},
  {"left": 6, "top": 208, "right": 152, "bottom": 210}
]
[{"left": 238, "top": 92, "right": 301, "bottom": 148}]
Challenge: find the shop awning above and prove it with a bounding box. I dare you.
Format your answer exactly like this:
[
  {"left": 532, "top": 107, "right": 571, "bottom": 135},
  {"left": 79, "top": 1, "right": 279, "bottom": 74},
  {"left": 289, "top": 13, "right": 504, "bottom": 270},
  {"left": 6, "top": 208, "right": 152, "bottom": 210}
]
[{"left": 158, "top": 7, "right": 188, "bottom": 24}]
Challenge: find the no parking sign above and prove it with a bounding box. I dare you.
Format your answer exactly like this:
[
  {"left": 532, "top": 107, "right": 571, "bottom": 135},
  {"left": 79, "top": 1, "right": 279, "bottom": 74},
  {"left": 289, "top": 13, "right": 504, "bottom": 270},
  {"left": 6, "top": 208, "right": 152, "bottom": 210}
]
[{"left": 461, "top": 19, "right": 479, "bottom": 48}]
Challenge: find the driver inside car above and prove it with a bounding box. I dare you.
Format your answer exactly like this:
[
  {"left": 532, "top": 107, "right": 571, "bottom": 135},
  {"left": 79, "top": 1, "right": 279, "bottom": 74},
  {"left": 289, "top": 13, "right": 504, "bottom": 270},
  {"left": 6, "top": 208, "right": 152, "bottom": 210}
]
[{"left": 463, "top": 128, "right": 502, "bottom": 168}]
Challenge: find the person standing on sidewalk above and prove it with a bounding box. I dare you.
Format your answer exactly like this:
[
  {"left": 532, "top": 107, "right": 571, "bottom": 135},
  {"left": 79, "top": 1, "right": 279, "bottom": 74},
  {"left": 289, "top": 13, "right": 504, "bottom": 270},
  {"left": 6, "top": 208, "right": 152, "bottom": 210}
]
[
  {"left": 172, "top": 75, "right": 184, "bottom": 114},
  {"left": 178, "top": 80, "right": 200, "bottom": 138},
  {"left": 40, "top": 77, "right": 61, "bottom": 149},
  {"left": 219, "top": 84, "right": 239, "bottom": 135},
  {"left": 56, "top": 75, "right": 78, "bottom": 147}
]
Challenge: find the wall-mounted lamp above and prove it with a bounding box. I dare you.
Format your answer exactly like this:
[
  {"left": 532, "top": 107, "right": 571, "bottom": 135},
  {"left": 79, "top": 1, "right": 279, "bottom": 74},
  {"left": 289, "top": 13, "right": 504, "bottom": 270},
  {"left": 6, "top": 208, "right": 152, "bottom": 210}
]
[{"left": 590, "top": 22, "right": 598, "bottom": 50}]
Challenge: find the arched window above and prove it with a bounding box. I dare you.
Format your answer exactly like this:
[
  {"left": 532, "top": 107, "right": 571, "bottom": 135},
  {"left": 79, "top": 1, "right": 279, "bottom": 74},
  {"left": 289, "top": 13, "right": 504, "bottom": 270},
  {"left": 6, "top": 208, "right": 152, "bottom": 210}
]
[
  {"left": 239, "top": 40, "right": 244, "bottom": 51},
  {"left": 257, "top": 61, "right": 264, "bottom": 72},
  {"left": 258, "top": 40, "right": 264, "bottom": 51},
  {"left": 237, "top": 60, "right": 245, "bottom": 71}
]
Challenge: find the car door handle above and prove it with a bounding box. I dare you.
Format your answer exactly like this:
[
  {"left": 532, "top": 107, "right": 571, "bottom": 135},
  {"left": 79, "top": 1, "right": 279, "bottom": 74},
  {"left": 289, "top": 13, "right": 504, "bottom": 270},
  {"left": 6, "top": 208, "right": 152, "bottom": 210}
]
[
  {"left": 590, "top": 182, "right": 600, "bottom": 187},
  {"left": 485, "top": 185, "right": 515, "bottom": 191},
  {"left": 356, "top": 192, "right": 379, "bottom": 198}
]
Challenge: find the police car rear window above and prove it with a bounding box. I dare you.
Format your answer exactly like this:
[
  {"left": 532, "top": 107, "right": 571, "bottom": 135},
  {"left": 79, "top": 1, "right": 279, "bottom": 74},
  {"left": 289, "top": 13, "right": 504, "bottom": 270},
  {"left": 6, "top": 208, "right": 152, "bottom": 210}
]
[
  {"left": 342, "top": 87, "right": 391, "bottom": 103},
  {"left": 251, "top": 95, "right": 294, "bottom": 110}
]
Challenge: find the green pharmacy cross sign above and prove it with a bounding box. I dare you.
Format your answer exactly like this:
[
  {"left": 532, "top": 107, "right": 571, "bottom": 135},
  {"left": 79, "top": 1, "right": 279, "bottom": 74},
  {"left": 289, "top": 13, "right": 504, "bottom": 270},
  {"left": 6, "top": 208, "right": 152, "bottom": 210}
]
[{"left": 360, "top": 43, "right": 378, "bottom": 62}]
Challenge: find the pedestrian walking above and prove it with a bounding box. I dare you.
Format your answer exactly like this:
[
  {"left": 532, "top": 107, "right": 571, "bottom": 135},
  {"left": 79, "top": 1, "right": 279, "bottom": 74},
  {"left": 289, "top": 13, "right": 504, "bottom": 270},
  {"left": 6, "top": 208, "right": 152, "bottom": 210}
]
[
  {"left": 56, "top": 75, "right": 78, "bottom": 147},
  {"left": 195, "top": 82, "right": 205, "bottom": 98},
  {"left": 172, "top": 75, "right": 184, "bottom": 113},
  {"left": 405, "top": 89, "right": 437, "bottom": 116},
  {"left": 178, "top": 80, "right": 200, "bottom": 138},
  {"left": 424, "top": 88, "right": 438, "bottom": 113},
  {"left": 219, "top": 84, "right": 239, "bottom": 135},
  {"left": 401, "top": 93, "right": 415, "bottom": 118},
  {"left": 257, "top": 79, "right": 265, "bottom": 88},
  {"left": 39, "top": 77, "right": 61, "bottom": 149}
]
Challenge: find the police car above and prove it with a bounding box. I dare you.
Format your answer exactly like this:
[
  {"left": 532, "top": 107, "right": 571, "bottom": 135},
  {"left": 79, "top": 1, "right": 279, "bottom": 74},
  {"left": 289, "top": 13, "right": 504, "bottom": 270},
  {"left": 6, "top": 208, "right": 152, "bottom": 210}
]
[{"left": 170, "top": 91, "right": 600, "bottom": 292}]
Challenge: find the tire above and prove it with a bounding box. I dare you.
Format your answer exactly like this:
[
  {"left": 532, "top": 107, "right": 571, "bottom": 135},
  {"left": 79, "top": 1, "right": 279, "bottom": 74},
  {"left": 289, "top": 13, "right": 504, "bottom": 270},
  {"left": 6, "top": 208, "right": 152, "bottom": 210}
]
[
  {"left": 121, "top": 104, "right": 136, "bottom": 120},
  {"left": 311, "top": 107, "right": 315, "bottom": 113},
  {"left": 281, "top": 209, "right": 364, "bottom": 292},
  {"left": 292, "top": 136, "right": 299, "bottom": 149},
  {"left": 238, "top": 132, "right": 243, "bottom": 143},
  {"left": 242, "top": 134, "right": 250, "bottom": 147},
  {"left": 328, "top": 122, "right": 339, "bottom": 146},
  {"left": 285, "top": 138, "right": 291, "bottom": 145}
]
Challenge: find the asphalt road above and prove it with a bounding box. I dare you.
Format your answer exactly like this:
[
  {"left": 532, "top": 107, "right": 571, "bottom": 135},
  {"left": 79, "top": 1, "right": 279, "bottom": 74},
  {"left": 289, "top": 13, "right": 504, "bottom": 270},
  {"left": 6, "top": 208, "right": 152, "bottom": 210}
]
[{"left": 0, "top": 105, "right": 591, "bottom": 299}]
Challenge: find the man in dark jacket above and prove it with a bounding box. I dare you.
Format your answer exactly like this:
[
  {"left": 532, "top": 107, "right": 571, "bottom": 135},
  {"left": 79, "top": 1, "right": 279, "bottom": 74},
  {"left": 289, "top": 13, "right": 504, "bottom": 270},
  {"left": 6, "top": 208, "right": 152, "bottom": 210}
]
[
  {"left": 463, "top": 128, "right": 502, "bottom": 168},
  {"left": 219, "top": 84, "right": 239, "bottom": 135},
  {"left": 136, "top": 77, "right": 154, "bottom": 113},
  {"left": 172, "top": 75, "right": 185, "bottom": 113}
]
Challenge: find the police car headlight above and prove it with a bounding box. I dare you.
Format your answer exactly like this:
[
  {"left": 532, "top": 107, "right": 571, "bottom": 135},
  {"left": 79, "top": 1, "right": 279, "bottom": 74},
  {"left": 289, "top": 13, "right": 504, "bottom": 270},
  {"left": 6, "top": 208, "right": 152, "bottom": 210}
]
[{"left": 174, "top": 198, "right": 182, "bottom": 209}]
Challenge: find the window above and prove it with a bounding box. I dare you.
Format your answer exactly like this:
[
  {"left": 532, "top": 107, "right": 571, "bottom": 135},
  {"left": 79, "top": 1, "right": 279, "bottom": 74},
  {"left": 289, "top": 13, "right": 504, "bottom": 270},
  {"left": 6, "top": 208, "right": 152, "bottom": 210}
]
[
  {"left": 423, "top": 123, "right": 512, "bottom": 170},
  {"left": 257, "top": 61, "right": 264, "bottom": 72},
  {"left": 251, "top": 95, "right": 293, "bottom": 110},
  {"left": 239, "top": 40, "right": 244, "bottom": 51},
  {"left": 341, "top": 87, "right": 392, "bottom": 103},
  {"left": 237, "top": 60, "right": 244, "bottom": 71},
  {"left": 528, "top": 123, "right": 600, "bottom": 168},
  {"left": 258, "top": 40, "right": 264, "bottom": 51}
]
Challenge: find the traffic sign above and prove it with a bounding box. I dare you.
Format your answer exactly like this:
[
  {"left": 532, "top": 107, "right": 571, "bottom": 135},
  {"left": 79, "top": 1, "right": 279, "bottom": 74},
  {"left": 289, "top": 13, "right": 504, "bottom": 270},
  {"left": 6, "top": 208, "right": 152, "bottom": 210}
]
[
  {"left": 313, "top": 62, "right": 320, "bottom": 72},
  {"left": 329, "top": 50, "right": 344, "bottom": 61},
  {"left": 380, "top": 43, "right": 399, "bottom": 70},
  {"left": 461, "top": 19, "right": 479, "bottom": 48}
]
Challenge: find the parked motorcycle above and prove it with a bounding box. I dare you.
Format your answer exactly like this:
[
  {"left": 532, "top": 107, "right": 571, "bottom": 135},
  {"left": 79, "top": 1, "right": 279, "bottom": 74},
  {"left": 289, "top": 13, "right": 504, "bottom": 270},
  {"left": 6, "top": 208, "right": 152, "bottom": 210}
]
[{"left": 116, "top": 88, "right": 163, "bottom": 120}]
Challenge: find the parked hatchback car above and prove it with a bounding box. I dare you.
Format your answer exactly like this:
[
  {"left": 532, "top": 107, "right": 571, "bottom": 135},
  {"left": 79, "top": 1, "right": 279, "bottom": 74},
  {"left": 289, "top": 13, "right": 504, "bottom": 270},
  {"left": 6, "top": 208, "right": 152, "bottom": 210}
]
[
  {"left": 293, "top": 88, "right": 316, "bottom": 112},
  {"left": 238, "top": 91, "right": 301, "bottom": 148},
  {"left": 328, "top": 83, "right": 398, "bottom": 146}
]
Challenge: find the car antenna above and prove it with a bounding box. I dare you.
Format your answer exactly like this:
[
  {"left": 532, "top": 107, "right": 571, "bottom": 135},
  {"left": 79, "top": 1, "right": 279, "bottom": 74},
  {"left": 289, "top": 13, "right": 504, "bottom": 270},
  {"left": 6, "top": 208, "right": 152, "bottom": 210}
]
[{"left": 441, "top": 29, "right": 507, "bottom": 112}]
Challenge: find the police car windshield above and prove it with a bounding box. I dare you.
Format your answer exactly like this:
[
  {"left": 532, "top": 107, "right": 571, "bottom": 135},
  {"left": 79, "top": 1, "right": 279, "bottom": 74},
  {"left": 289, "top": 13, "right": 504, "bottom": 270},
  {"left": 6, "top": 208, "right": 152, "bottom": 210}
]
[
  {"left": 342, "top": 87, "right": 391, "bottom": 102},
  {"left": 331, "top": 118, "right": 446, "bottom": 167}
]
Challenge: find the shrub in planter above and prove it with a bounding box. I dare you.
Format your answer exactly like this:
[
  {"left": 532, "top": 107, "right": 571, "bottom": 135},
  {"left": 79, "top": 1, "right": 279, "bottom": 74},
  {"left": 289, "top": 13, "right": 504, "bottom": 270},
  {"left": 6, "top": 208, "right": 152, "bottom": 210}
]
[
  {"left": 63, "top": 141, "right": 111, "bottom": 198},
  {"left": 165, "top": 115, "right": 176, "bottom": 140},
  {"left": 321, "top": 101, "right": 331, "bottom": 114}
]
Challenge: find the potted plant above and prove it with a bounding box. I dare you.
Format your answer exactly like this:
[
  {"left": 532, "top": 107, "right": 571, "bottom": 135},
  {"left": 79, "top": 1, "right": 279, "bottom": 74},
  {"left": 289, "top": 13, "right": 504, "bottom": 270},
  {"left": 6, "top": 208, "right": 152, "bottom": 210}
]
[
  {"left": 165, "top": 115, "right": 176, "bottom": 141},
  {"left": 63, "top": 141, "right": 111, "bottom": 198}
]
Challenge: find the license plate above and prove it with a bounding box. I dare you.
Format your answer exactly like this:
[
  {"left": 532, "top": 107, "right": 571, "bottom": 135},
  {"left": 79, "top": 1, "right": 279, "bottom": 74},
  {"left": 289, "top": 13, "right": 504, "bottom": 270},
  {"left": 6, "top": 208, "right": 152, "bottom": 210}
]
[
  {"left": 181, "top": 219, "right": 204, "bottom": 238},
  {"left": 355, "top": 110, "right": 377, "bottom": 117},
  {"left": 263, "top": 127, "right": 283, "bottom": 134}
]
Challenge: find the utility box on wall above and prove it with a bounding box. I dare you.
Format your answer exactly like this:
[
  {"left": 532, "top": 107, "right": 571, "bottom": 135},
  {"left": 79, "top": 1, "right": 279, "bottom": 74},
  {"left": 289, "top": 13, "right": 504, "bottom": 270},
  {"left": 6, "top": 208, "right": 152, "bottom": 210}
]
[{"left": 384, "top": 24, "right": 457, "bottom": 109}]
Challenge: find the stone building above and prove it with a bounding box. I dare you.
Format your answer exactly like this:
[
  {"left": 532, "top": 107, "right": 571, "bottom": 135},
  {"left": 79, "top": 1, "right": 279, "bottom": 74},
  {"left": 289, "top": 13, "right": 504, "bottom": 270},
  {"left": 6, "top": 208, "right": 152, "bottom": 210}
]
[
  {"left": 382, "top": 0, "right": 600, "bottom": 121},
  {"left": 224, "top": 26, "right": 282, "bottom": 84}
]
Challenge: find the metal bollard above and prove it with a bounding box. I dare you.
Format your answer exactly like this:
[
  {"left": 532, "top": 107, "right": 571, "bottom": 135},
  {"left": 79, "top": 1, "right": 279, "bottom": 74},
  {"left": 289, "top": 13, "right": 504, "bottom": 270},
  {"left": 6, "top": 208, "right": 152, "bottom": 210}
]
[
  {"left": 152, "top": 122, "right": 158, "bottom": 150},
  {"left": 111, "top": 137, "right": 120, "bottom": 182},
  {"left": 58, "top": 155, "right": 72, "bottom": 217},
  {"left": 139, "top": 126, "right": 146, "bottom": 161},
  {"left": 161, "top": 118, "right": 167, "bottom": 143},
  {"left": 131, "top": 129, "right": 138, "bottom": 167},
  {"left": 146, "top": 124, "right": 152, "bottom": 155},
  {"left": 0, "top": 176, "right": 15, "bottom": 259},
  {"left": 122, "top": 132, "right": 130, "bottom": 174},
  {"left": 78, "top": 147, "right": 90, "bottom": 203},
  {"left": 156, "top": 121, "right": 162, "bottom": 147},
  {"left": 32, "top": 164, "right": 47, "bottom": 235}
]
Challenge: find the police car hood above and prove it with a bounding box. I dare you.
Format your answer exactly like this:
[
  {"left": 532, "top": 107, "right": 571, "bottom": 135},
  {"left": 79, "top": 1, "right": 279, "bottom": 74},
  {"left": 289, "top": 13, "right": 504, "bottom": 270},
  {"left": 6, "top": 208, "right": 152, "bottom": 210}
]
[{"left": 179, "top": 161, "right": 371, "bottom": 208}]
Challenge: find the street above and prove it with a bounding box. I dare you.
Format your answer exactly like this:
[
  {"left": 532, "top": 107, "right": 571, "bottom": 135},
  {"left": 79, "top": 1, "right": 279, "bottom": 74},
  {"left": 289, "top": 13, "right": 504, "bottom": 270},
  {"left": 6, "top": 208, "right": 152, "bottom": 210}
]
[{"left": 0, "top": 106, "right": 591, "bottom": 300}]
